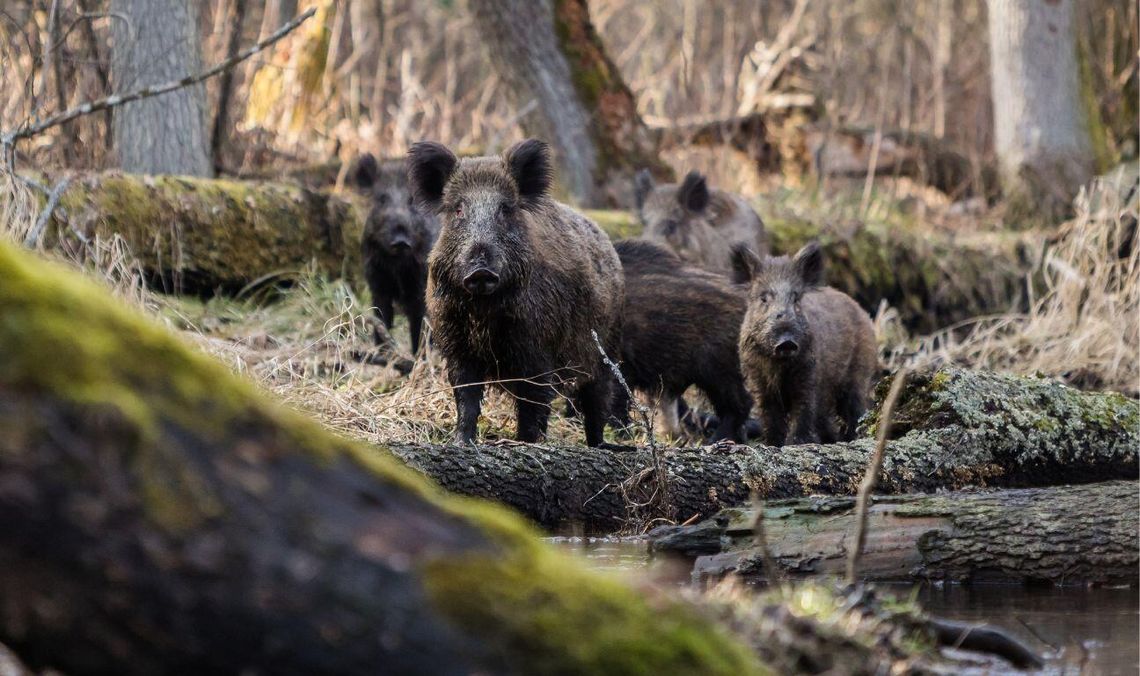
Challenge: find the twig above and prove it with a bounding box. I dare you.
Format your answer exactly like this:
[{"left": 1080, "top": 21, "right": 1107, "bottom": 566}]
[
  {"left": 0, "top": 6, "right": 316, "bottom": 150},
  {"left": 24, "top": 176, "right": 71, "bottom": 248},
  {"left": 846, "top": 366, "right": 910, "bottom": 584},
  {"left": 750, "top": 493, "right": 785, "bottom": 587},
  {"left": 591, "top": 329, "right": 670, "bottom": 524}
]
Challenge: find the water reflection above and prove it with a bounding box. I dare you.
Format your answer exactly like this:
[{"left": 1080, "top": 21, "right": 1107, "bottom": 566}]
[{"left": 548, "top": 536, "right": 1140, "bottom": 675}]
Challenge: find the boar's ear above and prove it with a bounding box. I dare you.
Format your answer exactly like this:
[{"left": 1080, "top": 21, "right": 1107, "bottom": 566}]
[
  {"left": 633, "top": 169, "right": 655, "bottom": 210},
  {"left": 793, "top": 241, "right": 825, "bottom": 287},
  {"left": 407, "top": 142, "right": 458, "bottom": 209},
  {"left": 731, "top": 243, "right": 763, "bottom": 283},
  {"left": 677, "top": 171, "right": 710, "bottom": 212},
  {"left": 349, "top": 153, "right": 379, "bottom": 191},
  {"left": 505, "top": 138, "right": 552, "bottom": 202}
]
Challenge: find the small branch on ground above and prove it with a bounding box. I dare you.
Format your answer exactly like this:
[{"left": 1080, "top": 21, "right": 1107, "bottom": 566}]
[
  {"left": 847, "top": 366, "right": 910, "bottom": 584},
  {"left": 24, "top": 177, "right": 71, "bottom": 248}
]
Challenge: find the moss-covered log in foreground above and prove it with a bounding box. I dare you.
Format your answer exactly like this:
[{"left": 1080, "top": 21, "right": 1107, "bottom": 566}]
[
  {"left": 0, "top": 242, "right": 769, "bottom": 674},
  {"left": 390, "top": 367, "right": 1138, "bottom": 531},
  {"left": 650, "top": 481, "right": 1139, "bottom": 586},
  {"left": 23, "top": 172, "right": 1035, "bottom": 330}
]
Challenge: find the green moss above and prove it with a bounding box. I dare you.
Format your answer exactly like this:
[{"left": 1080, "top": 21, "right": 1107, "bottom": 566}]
[
  {"left": 584, "top": 209, "right": 641, "bottom": 240},
  {"left": 0, "top": 240, "right": 770, "bottom": 668},
  {"left": 422, "top": 545, "right": 768, "bottom": 676}
]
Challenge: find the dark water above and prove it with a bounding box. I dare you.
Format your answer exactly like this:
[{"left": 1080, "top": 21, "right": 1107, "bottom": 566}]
[{"left": 549, "top": 537, "right": 1140, "bottom": 675}]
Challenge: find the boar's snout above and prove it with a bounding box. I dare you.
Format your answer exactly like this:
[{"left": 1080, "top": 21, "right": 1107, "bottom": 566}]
[
  {"left": 462, "top": 267, "right": 500, "bottom": 295},
  {"left": 773, "top": 334, "right": 800, "bottom": 357},
  {"left": 387, "top": 219, "right": 413, "bottom": 251}
]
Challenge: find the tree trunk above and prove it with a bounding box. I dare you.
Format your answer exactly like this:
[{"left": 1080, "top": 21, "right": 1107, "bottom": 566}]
[
  {"left": 210, "top": 0, "right": 251, "bottom": 174},
  {"left": 0, "top": 239, "right": 768, "bottom": 675},
  {"left": 390, "top": 367, "right": 1139, "bottom": 531},
  {"left": 649, "top": 481, "right": 1139, "bottom": 587},
  {"left": 986, "top": 0, "right": 1095, "bottom": 220},
  {"left": 467, "top": 0, "right": 667, "bottom": 207},
  {"left": 111, "top": 0, "right": 214, "bottom": 177},
  {"left": 21, "top": 171, "right": 1035, "bottom": 330}
]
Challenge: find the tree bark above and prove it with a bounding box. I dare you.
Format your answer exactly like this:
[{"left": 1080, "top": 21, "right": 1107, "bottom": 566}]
[
  {"left": 986, "top": 0, "right": 1095, "bottom": 220},
  {"left": 649, "top": 481, "right": 1139, "bottom": 587},
  {"left": 0, "top": 239, "right": 767, "bottom": 675},
  {"left": 111, "top": 0, "right": 214, "bottom": 176},
  {"left": 390, "top": 367, "right": 1139, "bottom": 531},
  {"left": 467, "top": 0, "right": 667, "bottom": 207}
]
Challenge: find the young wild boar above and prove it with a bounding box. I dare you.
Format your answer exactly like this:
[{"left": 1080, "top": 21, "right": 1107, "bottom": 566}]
[
  {"left": 350, "top": 153, "right": 440, "bottom": 353},
  {"left": 634, "top": 169, "right": 767, "bottom": 273},
  {"left": 736, "top": 241, "right": 877, "bottom": 447},
  {"left": 612, "top": 239, "right": 752, "bottom": 442},
  {"left": 410, "top": 139, "right": 623, "bottom": 447}
]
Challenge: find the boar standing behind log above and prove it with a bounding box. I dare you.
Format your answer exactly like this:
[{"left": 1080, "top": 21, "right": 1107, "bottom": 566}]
[
  {"left": 612, "top": 240, "right": 752, "bottom": 442},
  {"left": 634, "top": 169, "right": 767, "bottom": 273},
  {"left": 350, "top": 153, "right": 440, "bottom": 353},
  {"left": 410, "top": 139, "right": 623, "bottom": 447},
  {"left": 735, "top": 241, "right": 878, "bottom": 446}
]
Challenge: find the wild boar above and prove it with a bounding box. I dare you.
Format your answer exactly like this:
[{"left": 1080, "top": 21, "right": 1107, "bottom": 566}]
[
  {"left": 350, "top": 153, "right": 439, "bottom": 353},
  {"left": 634, "top": 169, "right": 767, "bottom": 273},
  {"left": 410, "top": 139, "right": 623, "bottom": 447},
  {"left": 736, "top": 241, "right": 877, "bottom": 446},
  {"left": 612, "top": 239, "right": 753, "bottom": 442}
]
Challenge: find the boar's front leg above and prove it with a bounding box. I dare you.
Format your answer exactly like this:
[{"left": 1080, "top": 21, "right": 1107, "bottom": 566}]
[
  {"left": 575, "top": 376, "right": 612, "bottom": 448},
  {"left": 786, "top": 397, "right": 821, "bottom": 445},
  {"left": 511, "top": 381, "right": 555, "bottom": 443},
  {"left": 450, "top": 363, "right": 484, "bottom": 444}
]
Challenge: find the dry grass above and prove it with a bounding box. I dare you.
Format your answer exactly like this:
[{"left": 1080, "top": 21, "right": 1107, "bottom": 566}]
[
  {"left": 158, "top": 273, "right": 640, "bottom": 449},
  {"left": 887, "top": 174, "right": 1139, "bottom": 395}
]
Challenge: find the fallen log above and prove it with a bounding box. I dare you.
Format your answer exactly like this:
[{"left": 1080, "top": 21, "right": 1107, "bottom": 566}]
[
  {"left": 648, "top": 481, "right": 1139, "bottom": 587},
  {"left": 27, "top": 171, "right": 366, "bottom": 294},
  {"left": 13, "top": 172, "right": 1035, "bottom": 330},
  {"left": 390, "top": 367, "right": 1138, "bottom": 531},
  {"left": 0, "top": 241, "right": 769, "bottom": 674}
]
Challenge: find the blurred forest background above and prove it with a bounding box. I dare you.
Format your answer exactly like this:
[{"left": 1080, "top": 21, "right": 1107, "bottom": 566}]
[
  {"left": 2, "top": 0, "right": 1136, "bottom": 208},
  {"left": 0, "top": 0, "right": 1137, "bottom": 439}
]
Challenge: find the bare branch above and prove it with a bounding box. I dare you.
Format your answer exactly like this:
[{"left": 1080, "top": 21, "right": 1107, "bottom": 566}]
[
  {"left": 846, "top": 366, "right": 910, "bottom": 584},
  {"left": 0, "top": 6, "right": 317, "bottom": 149}
]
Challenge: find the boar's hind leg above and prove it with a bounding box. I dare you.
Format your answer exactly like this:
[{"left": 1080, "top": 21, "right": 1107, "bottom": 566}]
[
  {"left": 450, "top": 364, "right": 484, "bottom": 444},
  {"left": 706, "top": 384, "right": 752, "bottom": 443},
  {"left": 836, "top": 385, "right": 867, "bottom": 441},
  {"left": 511, "top": 382, "right": 556, "bottom": 443},
  {"left": 576, "top": 377, "right": 613, "bottom": 448},
  {"left": 406, "top": 297, "right": 426, "bottom": 354}
]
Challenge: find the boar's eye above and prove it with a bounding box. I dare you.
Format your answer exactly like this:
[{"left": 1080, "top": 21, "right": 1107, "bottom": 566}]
[
  {"left": 454, "top": 204, "right": 464, "bottom": 219},
  {"left": 759, "top": 291, "right": 773, "bottom": 304},
  {"left": 376, "top": 193, "right": 390, "bottom": 207}
]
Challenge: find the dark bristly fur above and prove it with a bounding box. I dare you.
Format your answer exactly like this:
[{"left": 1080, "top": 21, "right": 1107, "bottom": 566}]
[
  {"left": 350, "top": 153, "right": 440, "bottom": 353},
  {"left": 612, "top": 239, "right": 753, "bottom": 441},
  {"left": 634, "top": 169, "right": 768, "bottom": 274},
  {"left": 411, "top": 139, "right": 623, "bottom": 447},
  {"left": 736, "top": 241, "right": 878, "bottom": 447}
]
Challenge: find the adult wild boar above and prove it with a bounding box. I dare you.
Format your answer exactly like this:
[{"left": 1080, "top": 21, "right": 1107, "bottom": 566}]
[
  {"left": 409, "top": 139, "right": 623, "bottom": 447},
  {"left": 736, "top": 241, "right": 877, "bottom": 447},
  {"left": 611, "top": 239, "right": 752, "bottom": 442},
  {"left": 634, "top": 169, "right": 767, "bottom": 273},
  {"left": 350, "top": 153, "right": 439, "bottom": 353}
]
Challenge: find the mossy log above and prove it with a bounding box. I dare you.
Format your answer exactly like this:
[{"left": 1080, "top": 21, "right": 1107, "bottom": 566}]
[
  {"left": 0, "top": 242, "right": 770, "bottom": 674},
  {"left": 390, "top": 368, "right": 1138, "bottom": 531},
  {"left": 649, "top": 481, "right": 1139, "bottom": 586},
  {"left": 32, "top": 171, "right": 365, "bottom": 293},
  {"left": 25, "top": 172, "right": 1034, "bottom": 330}
]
